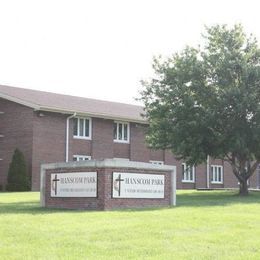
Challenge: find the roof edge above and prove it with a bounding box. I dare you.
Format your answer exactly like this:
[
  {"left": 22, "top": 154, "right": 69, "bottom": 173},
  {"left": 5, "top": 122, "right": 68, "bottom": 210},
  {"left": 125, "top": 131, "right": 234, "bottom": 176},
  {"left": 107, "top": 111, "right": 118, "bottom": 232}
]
[
  {"left": 40, "top": 106, "right": 148, "bottom": 124},
  {"left": 0, "top": 92, "right": 40, "bottom": 110},
  {"left": 0, "top": 90, "right": 148, "bottom": 124}
]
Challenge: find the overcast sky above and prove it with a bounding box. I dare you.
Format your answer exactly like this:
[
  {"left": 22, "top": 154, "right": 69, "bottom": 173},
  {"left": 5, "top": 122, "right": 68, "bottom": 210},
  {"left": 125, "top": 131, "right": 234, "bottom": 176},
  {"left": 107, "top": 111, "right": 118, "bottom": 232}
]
[{"left": 0, "top": 0, "right": 259, "bottom": 105}]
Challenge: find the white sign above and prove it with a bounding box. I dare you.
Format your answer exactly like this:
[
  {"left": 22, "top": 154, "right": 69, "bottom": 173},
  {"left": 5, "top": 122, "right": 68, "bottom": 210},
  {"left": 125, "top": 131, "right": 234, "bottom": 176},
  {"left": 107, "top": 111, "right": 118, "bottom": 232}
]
[
  {"left": 51, "top": 172, "right": 97, "bottom": 197},
  {"left": 112, "top": 172, "right": 165, "bottom": 199}
]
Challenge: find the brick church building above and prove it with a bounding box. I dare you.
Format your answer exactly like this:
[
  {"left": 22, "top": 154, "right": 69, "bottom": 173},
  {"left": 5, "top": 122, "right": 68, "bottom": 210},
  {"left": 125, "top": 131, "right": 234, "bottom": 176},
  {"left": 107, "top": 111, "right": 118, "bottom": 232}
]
[{"left": 0, "top": 85, "right": 259, "bottom": 191}]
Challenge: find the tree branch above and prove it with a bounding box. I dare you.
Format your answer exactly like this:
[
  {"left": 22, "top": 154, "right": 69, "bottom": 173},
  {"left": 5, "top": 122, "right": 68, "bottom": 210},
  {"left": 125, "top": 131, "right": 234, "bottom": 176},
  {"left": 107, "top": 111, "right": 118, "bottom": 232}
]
[
  {"left": 246, "top": 160, "right": 259, "bottom": 179},
  {"left": 230, "top": 153, "right": 243, "bottom": 182}
]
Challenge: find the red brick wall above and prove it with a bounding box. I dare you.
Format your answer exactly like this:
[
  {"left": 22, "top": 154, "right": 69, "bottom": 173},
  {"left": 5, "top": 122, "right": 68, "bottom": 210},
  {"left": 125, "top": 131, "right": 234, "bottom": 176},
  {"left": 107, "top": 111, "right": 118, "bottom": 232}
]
[
  {"left": 222, "top": 161, "right": 238, "bottom": 188},
  {"left": 0, "top": 98, "right": 33, "bottom": 190},
  {"left": 113, "top": 143, "right": 130, "bottom": 159},
  {"left": 31, "top": 111, "right": 67, "bottom": 190},
  {"left": 195, "top": 164, "right": 207, "bottom": 189},
  {"left": 44, "top": 166, "right": 172, "bottom": 210},
  {"left": 1, "top": 98, "right": 259, "bottom": 191},
  {"left": 71, "top": 139, "right": 92, "bottom": 159},
  {"left": 92, "top": 118, "right": 114, "bottom": 159},
  {"left": 164, "top": 150, "right": 184, "bottom": 188},
  {"left": 150, "top": 149, "right": 164, "bottom": 161},
  {"left": 249, "top": 169, "right": 259, "bottom": 189},
  {"left": 130, "top": 124, "right": 150, "bottom": 162}
]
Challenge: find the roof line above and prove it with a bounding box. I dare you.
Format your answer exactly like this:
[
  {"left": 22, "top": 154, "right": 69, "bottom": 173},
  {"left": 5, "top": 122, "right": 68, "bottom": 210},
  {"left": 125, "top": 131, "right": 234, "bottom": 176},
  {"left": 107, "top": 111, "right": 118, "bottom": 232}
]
[
  {"left": 0, "top": 92, "right": 147, "bottom": 124},
  {"left": 0, "top": 92, "right": 40, "bottom": 110},
  {"left": 40, "top": 106, "right": 148, "bottom": 124},
  {"left": 0, "top": 84, "right": 143, "bottom": 108}
]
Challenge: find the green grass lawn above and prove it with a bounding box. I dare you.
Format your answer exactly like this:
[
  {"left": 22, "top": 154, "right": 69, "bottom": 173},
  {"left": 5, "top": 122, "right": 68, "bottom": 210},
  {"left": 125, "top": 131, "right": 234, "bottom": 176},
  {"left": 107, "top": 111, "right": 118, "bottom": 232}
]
[{"left": 1, "top": 190, "right": 260, "bottom": 260}]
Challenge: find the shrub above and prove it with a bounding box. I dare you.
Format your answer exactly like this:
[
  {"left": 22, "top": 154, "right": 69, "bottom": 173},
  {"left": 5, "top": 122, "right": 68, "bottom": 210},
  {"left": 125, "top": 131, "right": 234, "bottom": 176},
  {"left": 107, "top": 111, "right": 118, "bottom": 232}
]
[{"left": 6, "top": 149, "right": 30, "bottom": 191}]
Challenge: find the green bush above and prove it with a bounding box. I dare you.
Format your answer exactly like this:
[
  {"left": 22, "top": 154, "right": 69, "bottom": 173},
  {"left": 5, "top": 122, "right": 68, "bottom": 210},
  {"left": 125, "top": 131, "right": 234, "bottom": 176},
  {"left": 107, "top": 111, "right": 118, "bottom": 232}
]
[{"left": 6, "top": 149, "right": 30, "bottom": 191}]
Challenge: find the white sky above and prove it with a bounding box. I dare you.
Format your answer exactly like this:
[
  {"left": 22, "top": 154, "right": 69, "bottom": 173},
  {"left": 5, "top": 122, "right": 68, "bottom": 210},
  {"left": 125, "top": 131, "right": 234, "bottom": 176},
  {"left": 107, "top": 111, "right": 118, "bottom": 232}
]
[{"left": 0, "top": 0, "right": 259, "bottom": 105}]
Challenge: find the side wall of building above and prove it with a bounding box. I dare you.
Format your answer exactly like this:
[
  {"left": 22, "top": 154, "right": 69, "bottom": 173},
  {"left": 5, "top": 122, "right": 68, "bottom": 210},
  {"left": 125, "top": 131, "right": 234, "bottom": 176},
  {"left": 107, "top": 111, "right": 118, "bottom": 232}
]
[
  {"left": 0, "top": 99, "right": 259, "bottom": 191},
  {"left": 31, "top": 111, "right": 67, "bottom": 191},
  {"left": 0, "top": 98, "right": 33, "bottom": 190}
]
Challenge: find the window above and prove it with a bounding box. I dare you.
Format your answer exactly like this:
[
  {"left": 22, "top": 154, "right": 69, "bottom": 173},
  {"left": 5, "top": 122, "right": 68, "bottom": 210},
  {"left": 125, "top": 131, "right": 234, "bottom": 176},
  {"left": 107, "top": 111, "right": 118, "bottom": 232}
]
[
  {"left": 182, "top": 163, "right": 195, "bottom": 182},
  {"left": 150, "top": 160, "right": 164, "bottom": 165},
  {"left": 113, "top": 122, "right": 129, "bottom": 143},
  {"left": 73, "top": 155, "right": 91, "bottom": 161},
  {"left": 73, "top": 117, "right": 92, "bottom": 139},
  {"left": 211, "top": 165, "right": 223, "bottom": 183}
]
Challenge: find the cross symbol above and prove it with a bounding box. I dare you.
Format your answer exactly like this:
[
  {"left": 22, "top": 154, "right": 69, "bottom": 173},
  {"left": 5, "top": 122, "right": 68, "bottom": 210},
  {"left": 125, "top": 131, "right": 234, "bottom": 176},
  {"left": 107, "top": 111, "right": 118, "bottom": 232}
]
[
  {"left": 115, "top": 174, "right": 124, "bottom": 197},
  {"left": 52, "top": 174, "right": 60, "bottom": 195}
]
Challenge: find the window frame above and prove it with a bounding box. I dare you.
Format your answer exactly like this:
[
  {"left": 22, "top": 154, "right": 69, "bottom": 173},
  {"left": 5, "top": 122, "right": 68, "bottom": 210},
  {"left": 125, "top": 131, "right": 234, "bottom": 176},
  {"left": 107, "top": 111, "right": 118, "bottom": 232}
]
[
  {"left": 211, "top": 165, "right": 223, "bottom": 184},
  {"left": 182, "top": 163, "right": 195, "bottom": 183},
  {"left": 73, "top": 155, "right": 92, "bottom": 161},
  {"left": 73, "top": 117, "right": 92, "bottom": 140},
  {"left": 113, "top": 121, "right": 130, "bottom": 143}
]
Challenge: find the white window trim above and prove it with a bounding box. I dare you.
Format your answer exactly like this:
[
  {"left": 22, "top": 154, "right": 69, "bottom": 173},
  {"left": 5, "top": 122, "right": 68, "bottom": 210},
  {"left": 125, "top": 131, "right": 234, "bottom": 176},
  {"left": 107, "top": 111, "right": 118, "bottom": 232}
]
[
  {"left": 73, "top": 117, "right": 92, "bottom": 140},
  {"left": 182, "top": 163, "right": 195, "bottom": 183},
  {"left": 182, "top": 180, "right": 195, "bottom": 183},
  {"left": 113, "top": 121, "right": 130, "bottom": 143},
  {"left": 73, "top": 155, "right": 92, "bottom": 161},
  {"left": 211, "top": 165, "right": 223, "bottom": 184},
  {"left": 149, "top": 160, "right": 164, "bottom": 165}
]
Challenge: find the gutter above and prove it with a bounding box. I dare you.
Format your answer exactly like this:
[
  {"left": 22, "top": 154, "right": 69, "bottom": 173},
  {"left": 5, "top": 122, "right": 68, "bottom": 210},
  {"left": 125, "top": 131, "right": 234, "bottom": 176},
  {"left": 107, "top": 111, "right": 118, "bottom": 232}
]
[
  {"left": 40, "top": 106, "right": 148, "bottom": 125},
  {"left": 65, "top": 112, "right": 77, "bottom": 162}
]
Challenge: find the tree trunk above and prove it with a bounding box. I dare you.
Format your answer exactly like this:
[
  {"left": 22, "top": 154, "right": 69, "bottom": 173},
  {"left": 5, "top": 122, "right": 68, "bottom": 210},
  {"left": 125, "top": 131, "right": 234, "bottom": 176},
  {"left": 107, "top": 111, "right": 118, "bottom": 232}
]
[{"left": 239, "top": 179, "right": 249, "bottom": 196}]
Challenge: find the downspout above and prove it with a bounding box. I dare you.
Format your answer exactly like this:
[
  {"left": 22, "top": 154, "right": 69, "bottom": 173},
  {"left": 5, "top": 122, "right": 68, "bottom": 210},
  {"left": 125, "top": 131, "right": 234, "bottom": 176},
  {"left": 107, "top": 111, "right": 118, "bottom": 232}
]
[
  {"left": 66, "top": 113, "right": 76, "bottom": 162},
  {"left": 206, "top": 155, "right": 210, "bottom": 188}
]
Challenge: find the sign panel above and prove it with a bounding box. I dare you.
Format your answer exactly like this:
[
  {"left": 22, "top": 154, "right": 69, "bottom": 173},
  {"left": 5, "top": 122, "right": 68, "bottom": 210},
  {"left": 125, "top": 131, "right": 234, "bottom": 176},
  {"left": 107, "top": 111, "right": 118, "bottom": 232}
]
[
  {"left": 51, "top": 172, "right": 97, "bottom": 197},
  {"left": 112, "top": 172, "right": 165, "bottom": 199}
]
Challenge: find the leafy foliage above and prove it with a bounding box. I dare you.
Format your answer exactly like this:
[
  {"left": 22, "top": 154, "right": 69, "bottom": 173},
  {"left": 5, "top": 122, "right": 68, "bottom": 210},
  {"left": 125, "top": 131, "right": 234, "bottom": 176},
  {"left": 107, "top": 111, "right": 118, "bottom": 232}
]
[
  {"left": 6, "top": 148, "right": 30, "bottom": 191},
  {"left": 140, "top": 24, "right": 260, "bottom": 195}
]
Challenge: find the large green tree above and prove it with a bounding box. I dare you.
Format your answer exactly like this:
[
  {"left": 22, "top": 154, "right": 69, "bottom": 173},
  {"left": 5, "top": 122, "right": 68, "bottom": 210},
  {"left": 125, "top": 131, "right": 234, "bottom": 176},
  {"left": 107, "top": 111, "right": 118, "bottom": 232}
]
[{"left": 140, "top": 24, "right": 260, "bottom": 195}]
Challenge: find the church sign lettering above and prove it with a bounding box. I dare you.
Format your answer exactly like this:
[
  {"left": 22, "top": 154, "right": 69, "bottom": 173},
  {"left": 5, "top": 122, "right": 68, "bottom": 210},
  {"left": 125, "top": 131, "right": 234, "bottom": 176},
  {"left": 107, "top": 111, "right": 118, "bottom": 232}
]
[
  {"left": 51, "top": 172, "right": 97, "bottom": 197},
  {"left": 112, "top": 172, "right": 165, "bottom": 199}
]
